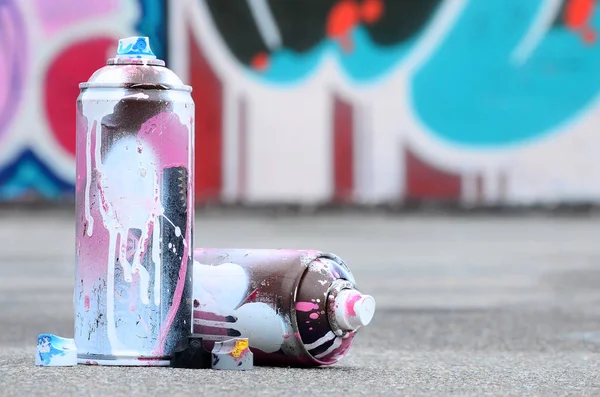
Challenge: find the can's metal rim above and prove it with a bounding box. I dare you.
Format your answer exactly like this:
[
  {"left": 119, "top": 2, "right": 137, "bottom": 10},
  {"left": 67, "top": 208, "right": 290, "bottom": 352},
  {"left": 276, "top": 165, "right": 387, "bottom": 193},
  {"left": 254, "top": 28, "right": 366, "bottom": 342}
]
[
  {"left": 291, "top": 253, "right": 357, "bottom": 365},
  {"left": 78, "top": 82, "right": 193, "bottom": 92}
]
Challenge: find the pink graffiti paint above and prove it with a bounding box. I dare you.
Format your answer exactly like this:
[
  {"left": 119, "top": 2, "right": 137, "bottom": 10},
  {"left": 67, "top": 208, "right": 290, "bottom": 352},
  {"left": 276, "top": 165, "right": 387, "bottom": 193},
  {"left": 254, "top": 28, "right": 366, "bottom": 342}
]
[
  {"left": 309, "top": 313, "right": 319, "bottom": 320},
  {"left": 33, "top": 0, "right": 119, "bottom": 35},
  {"left": 138, "top": 112, "right": 192, "bottom": 170},
  {"left": 345, "top": 292, "right": 362, "bottom": 317},
  {"left": 296, "top": 302, "right": 320, "bottom": 312},
  {"left": 0, "top": 1, "right": 26, "bottom": 143}
]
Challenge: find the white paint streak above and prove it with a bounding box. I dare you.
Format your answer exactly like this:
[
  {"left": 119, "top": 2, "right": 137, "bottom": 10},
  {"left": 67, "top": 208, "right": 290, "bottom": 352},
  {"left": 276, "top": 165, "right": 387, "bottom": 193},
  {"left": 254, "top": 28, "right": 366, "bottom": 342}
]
[
  {"left": 511, "top": 0, "right": 562, "bottom": 66},
  {"left": 245, "top": 0, "right": 282, "bottom": 50},
  {"left": 84, "top": 125, "right": 94, "bottom": 236},
  {"left": 193, "top": 262, "right": 286, "bottom": 353},
  {"left": 106, "top": 229, "right": 119, "bottom": 347},
  {"left": 304, "top": 331, "right": 336, "bottom": 350},
  {"left": 152, "top": 221, "right": 161, "bottom": 305},
  {"left": 100, "top": 137, "right": 158, "bottom": 306},
  {"left": 314, "top": 336, "right": 343, "bottom": 359}
]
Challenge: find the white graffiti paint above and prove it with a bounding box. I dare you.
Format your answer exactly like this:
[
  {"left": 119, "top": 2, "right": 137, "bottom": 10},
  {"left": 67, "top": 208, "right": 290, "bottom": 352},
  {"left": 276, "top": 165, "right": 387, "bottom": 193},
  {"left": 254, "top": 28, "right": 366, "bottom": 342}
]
[
  {"left": 83, "top": 124, "right": 94, "bottom": 236},
  {"left": 101, "top": 136, "right": 159, "bottom": 306},
  {"left": 314, "top": 336, "right": 343, "bottom": 359},
  {"left": 304, "top": 330, "right": 336, "bottom": 351},
  {"left": 193, "top": 261, "right": 286, "bottom": 353}
]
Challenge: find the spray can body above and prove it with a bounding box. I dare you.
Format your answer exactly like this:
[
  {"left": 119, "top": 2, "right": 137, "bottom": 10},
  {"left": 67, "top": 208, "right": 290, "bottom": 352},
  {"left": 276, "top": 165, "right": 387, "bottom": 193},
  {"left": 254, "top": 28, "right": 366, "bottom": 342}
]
[
  {"left": 193, "top": 249, "right": 375, "bottom": 366},
  {"left": 74, "top": 37, "right": 195, "bottom": 366}
]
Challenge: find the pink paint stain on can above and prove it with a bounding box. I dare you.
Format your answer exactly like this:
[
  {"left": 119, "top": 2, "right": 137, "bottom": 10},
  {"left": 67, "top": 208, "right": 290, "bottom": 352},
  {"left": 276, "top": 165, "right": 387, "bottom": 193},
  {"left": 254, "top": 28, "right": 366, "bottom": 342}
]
[
  {"left": 295, "top": 302, "right": 319, "bottom": 312},
  {"left": 345, "top": 292, "right": 363, "bottom": 317}
]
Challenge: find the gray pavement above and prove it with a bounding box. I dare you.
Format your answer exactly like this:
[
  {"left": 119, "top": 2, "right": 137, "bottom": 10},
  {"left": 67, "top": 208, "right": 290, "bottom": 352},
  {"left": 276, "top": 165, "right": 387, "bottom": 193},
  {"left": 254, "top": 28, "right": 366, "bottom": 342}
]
[{"left": 1, "top": 209, "right": 600, "bottom": 395}]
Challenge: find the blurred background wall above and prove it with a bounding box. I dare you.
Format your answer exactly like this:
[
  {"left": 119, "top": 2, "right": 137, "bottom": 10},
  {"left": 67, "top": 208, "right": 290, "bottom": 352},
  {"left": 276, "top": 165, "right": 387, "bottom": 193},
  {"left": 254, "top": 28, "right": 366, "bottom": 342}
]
[{"left": 1, "top": 0, "right": 599, "bottom": 207}]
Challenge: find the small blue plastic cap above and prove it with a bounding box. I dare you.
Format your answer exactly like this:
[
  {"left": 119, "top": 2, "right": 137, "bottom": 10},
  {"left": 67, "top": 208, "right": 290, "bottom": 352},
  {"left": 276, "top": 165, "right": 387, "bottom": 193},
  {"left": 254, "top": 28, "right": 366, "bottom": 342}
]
[
  {"left": 35, "top": 334, "right": 77, "bottom": 366},
  {"left": 116, "top": 36, "right": 156, "bottom": 59}
]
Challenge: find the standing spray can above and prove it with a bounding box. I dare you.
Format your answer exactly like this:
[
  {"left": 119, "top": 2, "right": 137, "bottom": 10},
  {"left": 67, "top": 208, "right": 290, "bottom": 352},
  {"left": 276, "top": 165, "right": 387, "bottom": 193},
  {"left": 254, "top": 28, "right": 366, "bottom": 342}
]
[
  {"left": 74, "top": 37, "right": 195, "bottom": 366},
  {"left": 192, "top": 249, "right": 376, "bottom": 367}
]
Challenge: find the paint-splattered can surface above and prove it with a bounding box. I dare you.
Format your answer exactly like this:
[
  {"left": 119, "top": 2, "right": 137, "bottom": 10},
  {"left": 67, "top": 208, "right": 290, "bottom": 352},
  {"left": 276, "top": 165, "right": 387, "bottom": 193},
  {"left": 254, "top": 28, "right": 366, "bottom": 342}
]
[
  {"left": 74, "top": 37, "right": 194, "bottom": 366},
  {"left": 193, "top": 249, "right": 376, "bottom": 367}
]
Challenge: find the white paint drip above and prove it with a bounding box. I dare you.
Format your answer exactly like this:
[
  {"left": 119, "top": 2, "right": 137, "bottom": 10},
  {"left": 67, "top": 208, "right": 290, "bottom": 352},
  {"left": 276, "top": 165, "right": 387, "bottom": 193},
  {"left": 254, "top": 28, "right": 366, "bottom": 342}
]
[
  {"left": 304, "top": 331, "right": 336, "bottom": 350},
  {"left": 99, "top": 136, "right": 158, "bottom": 308},
  {"left": 105, "top": 228, "right": 119, "bottom": 347},
  {"left": 314, "top": 336, "right": 343, "bottom": 359},
  {"left": 193, "top": 262, "right": 286, "bottom": 353},
  {"left": 132, "top": 237, "right": 151, "bottom": 305},
  {"left": 163, "top": 215, "right": 187, "bottom": 247},
  {"left": 152, "top": 222, "right": 161, "bottom": 305},
  {"left": 84, "top": 126, "right": 94, "bottom": 236},
  {"left": 89, "top": 113, "right": 123, "bottom": 349},
  {"left": 118, "top": 242, "right": 134, "bottom": 282}
]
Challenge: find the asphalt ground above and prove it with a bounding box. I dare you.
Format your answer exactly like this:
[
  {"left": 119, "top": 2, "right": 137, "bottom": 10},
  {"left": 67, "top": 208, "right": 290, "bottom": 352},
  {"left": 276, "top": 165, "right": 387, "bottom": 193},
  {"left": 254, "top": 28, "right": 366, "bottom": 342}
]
[{"left": 1, "top": 209, "right": 600, "bottom": 396}]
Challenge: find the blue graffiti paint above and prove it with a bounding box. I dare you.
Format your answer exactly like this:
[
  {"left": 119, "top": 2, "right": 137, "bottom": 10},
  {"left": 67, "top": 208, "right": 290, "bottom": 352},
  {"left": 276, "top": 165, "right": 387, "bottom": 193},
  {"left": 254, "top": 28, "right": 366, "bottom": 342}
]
[
  {"left": 36, "top": 334, "right": 77, "bottom": 366},
  {"left": 135, "top": 0, "right": 167, "bottom": 60},
  {"left": 247, "top": 26, "right": 424, "bottom": 85},
  {"left": 36, "top": 335, "right": 66, "bottom": 365},
  {"left": 0, "top": 149, "right": 74, "bottom": 201},
  {"left": 411, "top": 0, "right": 600, "bottom": 147}
]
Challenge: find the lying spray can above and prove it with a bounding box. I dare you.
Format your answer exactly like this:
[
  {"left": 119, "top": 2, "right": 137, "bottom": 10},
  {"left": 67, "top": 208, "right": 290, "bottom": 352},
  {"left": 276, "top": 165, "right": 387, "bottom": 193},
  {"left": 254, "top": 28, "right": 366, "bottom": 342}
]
[
  {"left": 192, "top": 249, "right": 375, "bottom": 367},
  {"left": 74, "top": 37, "right": 194, "bottom": 366}
]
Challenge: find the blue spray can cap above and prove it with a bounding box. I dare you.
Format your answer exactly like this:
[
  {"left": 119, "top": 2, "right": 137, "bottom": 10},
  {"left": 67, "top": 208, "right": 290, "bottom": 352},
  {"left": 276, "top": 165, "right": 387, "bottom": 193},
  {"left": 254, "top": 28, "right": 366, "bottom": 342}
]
[{"left": 115, "top": 36, "right": 157, "bottom": 59}]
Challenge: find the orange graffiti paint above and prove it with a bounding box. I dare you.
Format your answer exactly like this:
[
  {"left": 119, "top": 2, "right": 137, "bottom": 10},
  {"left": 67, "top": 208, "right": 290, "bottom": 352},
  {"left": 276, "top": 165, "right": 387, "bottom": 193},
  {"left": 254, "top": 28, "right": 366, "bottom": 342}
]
[
  {"left": 327, "top": 0, "right": 361, "bottom": 52},
  {"left": 327, "top": 0, "right": 384, "bottom": 52},
  {"left": 251, "top": 52, "right": 270, "bottom": 71},
  {"left": 360, "top": 0, "right": 384, "bottom": 25},
  {"left": 564, "top": 0, "right": 597, "bottom": 44}
]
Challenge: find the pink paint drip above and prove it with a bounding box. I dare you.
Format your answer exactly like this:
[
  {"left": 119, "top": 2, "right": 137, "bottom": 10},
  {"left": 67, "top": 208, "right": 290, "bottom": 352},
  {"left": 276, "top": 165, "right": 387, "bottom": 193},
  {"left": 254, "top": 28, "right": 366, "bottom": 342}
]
[
  {"left": 296, "top": 302, "right": 320, "bottom": 312},
  {"left": 309, "top": 313, "right": 319, "bottom": 320},
  {"left": 346, "top": 292, "right": 362, "bottom": 317}
]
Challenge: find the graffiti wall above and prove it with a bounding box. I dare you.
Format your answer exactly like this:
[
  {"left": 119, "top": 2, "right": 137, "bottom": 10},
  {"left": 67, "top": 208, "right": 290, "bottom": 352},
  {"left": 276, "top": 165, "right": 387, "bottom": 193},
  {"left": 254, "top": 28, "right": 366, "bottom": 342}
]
[
  {"left": 0, "top": 0, "right": 166, "bottom": 201},
  {"left": 2, "top": 0, "right": 600, "bottom": 206}
]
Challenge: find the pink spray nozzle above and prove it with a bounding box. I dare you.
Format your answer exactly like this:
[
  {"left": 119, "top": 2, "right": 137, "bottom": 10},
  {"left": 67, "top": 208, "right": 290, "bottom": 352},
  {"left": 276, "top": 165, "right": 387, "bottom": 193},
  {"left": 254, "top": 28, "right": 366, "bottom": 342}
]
[{"left": 333, "top": 289, "right": 376, "bottom": 331}]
